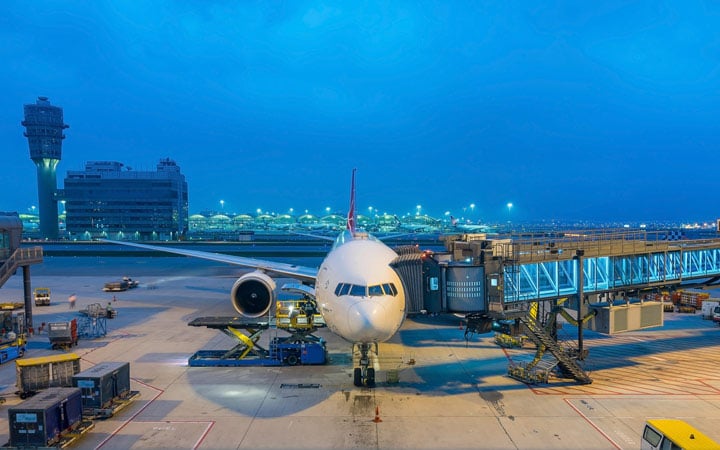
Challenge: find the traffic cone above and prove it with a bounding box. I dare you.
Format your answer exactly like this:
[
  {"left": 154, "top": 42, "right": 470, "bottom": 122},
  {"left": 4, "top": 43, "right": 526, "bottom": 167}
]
[
  {"left": 373, "top": 406, "right": 382, "bottom": 423},
  {"left": 459, "top": 320, "right": 464, "bottom": 330}
]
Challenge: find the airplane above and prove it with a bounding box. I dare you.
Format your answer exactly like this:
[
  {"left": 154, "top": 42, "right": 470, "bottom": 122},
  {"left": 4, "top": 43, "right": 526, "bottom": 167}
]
[
  {"left": 105, "top": 169, "right": 406, "bottom": 387},
  {"left": 450, "top": 215, "right": 492, "bottom": 232}
]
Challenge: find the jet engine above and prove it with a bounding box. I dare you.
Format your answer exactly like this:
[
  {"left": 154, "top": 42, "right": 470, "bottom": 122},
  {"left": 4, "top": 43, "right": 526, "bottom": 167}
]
[{"left": 230, "top": 271, "right": 276, "bottom": 317}]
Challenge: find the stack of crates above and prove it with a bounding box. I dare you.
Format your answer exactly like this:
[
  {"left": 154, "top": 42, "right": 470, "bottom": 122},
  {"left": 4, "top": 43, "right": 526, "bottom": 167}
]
[
  {"left": 678, "top": 290, "right": 710, "bottom": 310},
  {"left": 8, "top": 387, "right": 83, "bottom": 447},
  {"left": 15, "top": 353, "right": 81, "bottom": 398}
]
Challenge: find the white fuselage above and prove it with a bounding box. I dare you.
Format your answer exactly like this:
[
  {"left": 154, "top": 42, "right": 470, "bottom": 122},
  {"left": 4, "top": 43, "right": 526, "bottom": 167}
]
[{"left": 315, "top": 232, "right": 406, "bottom": 344}]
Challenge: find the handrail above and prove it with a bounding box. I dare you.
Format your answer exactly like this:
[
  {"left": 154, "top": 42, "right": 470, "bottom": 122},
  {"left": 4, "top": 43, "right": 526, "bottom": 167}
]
[{"left": 0, "top": 247, "right": 44, "bottom": 287}]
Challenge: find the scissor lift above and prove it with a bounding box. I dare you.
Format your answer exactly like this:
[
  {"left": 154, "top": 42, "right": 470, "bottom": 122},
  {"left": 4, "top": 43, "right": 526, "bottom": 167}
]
[{"left": 187, "top": 300, "right": 327, "bottom": 367}]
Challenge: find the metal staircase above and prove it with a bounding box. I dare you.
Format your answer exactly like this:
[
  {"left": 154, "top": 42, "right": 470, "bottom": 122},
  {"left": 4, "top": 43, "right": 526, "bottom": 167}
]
[
  {"left": 519, "top": 314, "right": 592, "bottom": 385},
  {"left": 0, "top": 247, "right": 43, "bottom": 288}
]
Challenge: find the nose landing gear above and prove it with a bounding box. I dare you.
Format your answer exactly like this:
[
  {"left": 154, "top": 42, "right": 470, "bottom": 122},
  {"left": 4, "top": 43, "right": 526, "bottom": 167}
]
[{"left": 353, "top": 342, "right": 378, "bottom": 387}]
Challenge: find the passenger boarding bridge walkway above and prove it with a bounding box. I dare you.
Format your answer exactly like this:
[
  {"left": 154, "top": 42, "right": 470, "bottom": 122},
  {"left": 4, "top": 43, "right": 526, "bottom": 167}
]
[{"left": 493, "top": 229, "right": 720, "bottom": 304}]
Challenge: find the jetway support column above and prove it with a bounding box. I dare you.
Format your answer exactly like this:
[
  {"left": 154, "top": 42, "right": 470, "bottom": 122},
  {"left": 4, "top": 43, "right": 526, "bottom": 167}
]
[
  {"left": 575, "top": 250, "right": 585, "bottom": 360},
  {"left": 22, "top": 265, "right": 33, "bottom": 330}
]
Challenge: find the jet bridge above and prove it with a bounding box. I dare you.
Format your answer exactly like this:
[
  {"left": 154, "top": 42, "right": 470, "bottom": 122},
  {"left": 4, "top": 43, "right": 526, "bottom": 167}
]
[{"left": 391, "top": 230, "right": 720, "bottom": 385}]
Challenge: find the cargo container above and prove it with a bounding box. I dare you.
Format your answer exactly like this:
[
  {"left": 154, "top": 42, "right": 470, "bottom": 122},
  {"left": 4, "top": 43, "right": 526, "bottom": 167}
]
[
  {"left": 8, "top": 387, "right": 83, "bottom": 447},
  {"left": 15, "top": 353, "right": 81, "bottom": 398},
  {"left": 48, "top": 318, "right": 78, "bottom": 350},
  {"left": 73, "top": 362, "right": 130, "bottom": 411}
]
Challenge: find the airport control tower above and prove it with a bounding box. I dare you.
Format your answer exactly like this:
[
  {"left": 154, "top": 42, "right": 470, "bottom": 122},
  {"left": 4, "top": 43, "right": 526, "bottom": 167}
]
[{"left": 22, "top": 96, "right": 68, "bottom": 239}]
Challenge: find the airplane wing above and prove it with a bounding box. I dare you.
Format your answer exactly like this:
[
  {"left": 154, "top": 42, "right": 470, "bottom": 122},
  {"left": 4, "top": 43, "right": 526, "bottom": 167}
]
[{"left": 101, "top": 240, "right": 318, "bottom": 282}]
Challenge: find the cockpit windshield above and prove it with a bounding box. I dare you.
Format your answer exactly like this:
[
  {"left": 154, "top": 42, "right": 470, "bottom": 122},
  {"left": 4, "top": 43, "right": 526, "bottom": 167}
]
[{"left": 334, "top": 282, "right": 398, "bottom": 298}]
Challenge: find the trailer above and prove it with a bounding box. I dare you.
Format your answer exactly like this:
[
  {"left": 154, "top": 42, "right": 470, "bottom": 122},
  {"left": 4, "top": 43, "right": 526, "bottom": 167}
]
[
  {"left": 48, "top": 319, "right": 78, "bottom": 350},
  {"left": 15, "top": 353, "right": 81, "bottom": 398},
  {"left": 72, "top": 361, "right": 140, "bottom": 419},
  {"left": 7, "top": 387, "right": 93, "bottom": 448}
]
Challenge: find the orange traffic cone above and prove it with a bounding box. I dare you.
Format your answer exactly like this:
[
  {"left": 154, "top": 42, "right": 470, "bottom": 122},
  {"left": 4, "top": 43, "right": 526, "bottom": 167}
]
[
  {"left": 373, "top": 406, "right": 382, "bottom": 423},
  {"left": 459, "top": 320, "right": 464, "bottom": 330}
]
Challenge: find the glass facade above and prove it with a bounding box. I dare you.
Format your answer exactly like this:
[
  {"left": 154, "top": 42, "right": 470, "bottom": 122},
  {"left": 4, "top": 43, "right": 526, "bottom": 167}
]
[{"left": 63, "top": 159, "right": 188, "bottom": 239}]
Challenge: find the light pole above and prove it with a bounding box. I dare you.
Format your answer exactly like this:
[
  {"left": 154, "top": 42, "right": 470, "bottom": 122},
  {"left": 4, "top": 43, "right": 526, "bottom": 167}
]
[
  {"left": 506, "top": 202, "right": 513, "bottom": 229},
  {"left": 220, "top": 200, "right": 225, "bottom": 211}
]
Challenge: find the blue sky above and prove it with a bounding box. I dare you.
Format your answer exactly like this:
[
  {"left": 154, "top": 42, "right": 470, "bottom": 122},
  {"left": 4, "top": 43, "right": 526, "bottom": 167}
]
[{"left": 1, "top": 1, "right": 719, "bottom": 223}]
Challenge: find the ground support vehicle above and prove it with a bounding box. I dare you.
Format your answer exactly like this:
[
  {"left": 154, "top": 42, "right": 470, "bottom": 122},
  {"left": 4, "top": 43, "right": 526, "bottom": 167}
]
[
  {"left": 187, "top": 314, "right": 327, "bottom": 367},
  {"left": 48, "top": 319, "right": 78, "bottom": 350},
  {"left": 0, "top": 312, "right": 27, "bottom": 365},
  {"left": 72, "top": 361, "right": 140, "bottom": 419},
  {"left": 33, "top": 287, "right": 51, "bottom": 306},
  {"left": 0, "top": 338, "right": 26, "bottom": 365},
  {"left": 642, "top": 419, "right": 720, "bottom": 449},
  {"left": 102, "top": 276, "right": 138, "bottom": 292},
  {"left": 15, "top": 353, "right": 81, "bottom": 398},
  {"left": 6, "top": 387, "right": 94, "bottom": 448},
  {"left": 701, "top": 300, "right": 720, "bottom": 320}
]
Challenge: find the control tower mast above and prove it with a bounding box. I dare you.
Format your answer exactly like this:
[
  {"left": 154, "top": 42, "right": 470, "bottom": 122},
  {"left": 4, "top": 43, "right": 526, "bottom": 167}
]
[{"left": 21, "top": 96, "right": 68, "bottom": 239}]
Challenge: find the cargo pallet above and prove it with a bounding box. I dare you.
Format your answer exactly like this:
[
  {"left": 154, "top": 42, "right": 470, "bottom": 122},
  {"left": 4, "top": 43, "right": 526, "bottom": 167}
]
[
  {"left": 187, "top": 303, "right": 327, "bottom": 367},
  {"left": 82, "top": 390, "right": 140, "bottom": 419}
]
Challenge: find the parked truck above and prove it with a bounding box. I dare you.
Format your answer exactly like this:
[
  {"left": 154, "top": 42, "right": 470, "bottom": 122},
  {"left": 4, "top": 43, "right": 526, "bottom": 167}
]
[
  {"left": 700, "top": 300, "right": 720, "bottom": 320},
  {"left": 33, "top": 287, "right": 51, "bottom": 306}
]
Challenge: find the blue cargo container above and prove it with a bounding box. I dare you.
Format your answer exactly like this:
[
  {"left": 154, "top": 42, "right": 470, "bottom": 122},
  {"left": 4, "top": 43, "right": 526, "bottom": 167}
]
[
  {"left": 72, "top": 361, "right": 130, "bottom": 410},
  {"left": 8, "top": 387, "right": 83, "bottom": 447}
]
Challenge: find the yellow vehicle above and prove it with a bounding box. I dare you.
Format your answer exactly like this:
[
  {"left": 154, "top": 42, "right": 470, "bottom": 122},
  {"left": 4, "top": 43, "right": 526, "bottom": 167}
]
[
  {"left": 642, "top": 419, "right": 720, "bottom": 450},
  {"left": 33, "top": 287, "right": 51, "bottom": 306}
]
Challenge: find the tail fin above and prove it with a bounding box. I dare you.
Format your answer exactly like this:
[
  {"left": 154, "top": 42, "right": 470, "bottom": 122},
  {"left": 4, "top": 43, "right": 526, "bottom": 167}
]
[{"left": 347, "top": 168, "right": 356, "bottom": 233}]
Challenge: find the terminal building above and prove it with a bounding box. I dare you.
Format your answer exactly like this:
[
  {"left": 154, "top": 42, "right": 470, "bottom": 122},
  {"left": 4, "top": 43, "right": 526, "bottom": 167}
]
[{"left": 61, "top": 159, "right": 188, "bottom": 240}]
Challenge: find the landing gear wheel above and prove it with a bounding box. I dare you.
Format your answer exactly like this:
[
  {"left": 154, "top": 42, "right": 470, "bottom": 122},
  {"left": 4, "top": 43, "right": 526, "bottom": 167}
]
[
  {"left": 366, "top": 368, "right": 375, "bottom": 387},
  {"left": 353, "top": 368, "right": 362, "bottom": 387}
]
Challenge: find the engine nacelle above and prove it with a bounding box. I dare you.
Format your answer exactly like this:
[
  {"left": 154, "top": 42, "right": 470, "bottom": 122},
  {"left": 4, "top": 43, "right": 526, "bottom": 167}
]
[{"left": 230, "top": 271, "right": 276, "bottom": 317}]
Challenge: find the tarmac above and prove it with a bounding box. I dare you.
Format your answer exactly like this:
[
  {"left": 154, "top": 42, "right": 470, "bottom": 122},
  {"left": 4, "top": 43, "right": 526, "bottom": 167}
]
[{"left": 0, "top": 256, "right": 719, "bottom": 449}]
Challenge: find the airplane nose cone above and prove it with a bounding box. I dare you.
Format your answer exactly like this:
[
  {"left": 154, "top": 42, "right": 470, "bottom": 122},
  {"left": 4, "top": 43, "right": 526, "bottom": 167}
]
[{"left": 346, "top": 301, "right": 391, "bottom": 342}]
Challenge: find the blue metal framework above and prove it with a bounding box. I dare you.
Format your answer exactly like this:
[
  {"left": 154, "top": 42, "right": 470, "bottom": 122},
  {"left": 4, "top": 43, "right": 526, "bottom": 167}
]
[{"left": 504, "top": 247, "right": 720, "bottom": 302}]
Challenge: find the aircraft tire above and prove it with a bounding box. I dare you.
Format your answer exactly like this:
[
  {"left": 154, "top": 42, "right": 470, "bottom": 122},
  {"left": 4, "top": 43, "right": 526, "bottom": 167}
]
[
  {"left": 353, "top": 368, "right": 362, "bottom": 386},
  {"left": 366, "top": 368, "right": 375, "bottom": 387}
]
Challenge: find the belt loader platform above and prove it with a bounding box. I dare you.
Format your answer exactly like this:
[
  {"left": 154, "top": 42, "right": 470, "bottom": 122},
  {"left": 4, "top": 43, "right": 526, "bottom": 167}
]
[{"left": 187, "top": 300, "right": 327, "bottom": 367}]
